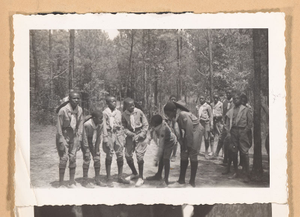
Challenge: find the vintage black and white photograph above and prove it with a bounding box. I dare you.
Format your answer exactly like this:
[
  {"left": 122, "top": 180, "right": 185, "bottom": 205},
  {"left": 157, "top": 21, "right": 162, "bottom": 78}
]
[
  {"left": 29, "top": 28, "right": 270, "bottom": 189},
  {"left": 14, "top": 13, "right": 286, "bottom": 206}
]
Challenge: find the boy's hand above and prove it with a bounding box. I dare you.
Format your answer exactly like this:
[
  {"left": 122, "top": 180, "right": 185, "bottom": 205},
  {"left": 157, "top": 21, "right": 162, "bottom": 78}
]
[
  {"left": 103, "top": 137, "right": 108, "bottom": 144},
  {"left": 133, "top": 134, "right": 140, "bottom": 142}
]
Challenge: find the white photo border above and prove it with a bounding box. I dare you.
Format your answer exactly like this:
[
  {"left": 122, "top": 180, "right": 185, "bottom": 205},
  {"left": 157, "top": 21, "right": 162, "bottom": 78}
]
[{"left": 14, "top": 13, "right": 287, "bottom": 206}]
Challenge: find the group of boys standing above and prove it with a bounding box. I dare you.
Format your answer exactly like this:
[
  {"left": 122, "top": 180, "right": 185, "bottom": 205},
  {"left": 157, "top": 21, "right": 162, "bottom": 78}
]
[
  {"left": 55, "top": 89, "right": 253, "bottom": 188},
  {"left": 197, "top": 90, "right": 253, "bottom": 182}
]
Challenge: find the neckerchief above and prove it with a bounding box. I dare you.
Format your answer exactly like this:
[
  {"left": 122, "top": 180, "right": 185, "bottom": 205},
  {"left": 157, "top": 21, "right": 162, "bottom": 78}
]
[
  {"left": 198, "top": 102, "right": 207, "bottom": 119},
  {"left": 104, "top": 107, "right": 118, "bottom": 129},
  {"left": 66, "top": 103, "right": 78, "bottom": 131},
  {"left": 124, "top": 108, "right": 137, "bottom": 131}
]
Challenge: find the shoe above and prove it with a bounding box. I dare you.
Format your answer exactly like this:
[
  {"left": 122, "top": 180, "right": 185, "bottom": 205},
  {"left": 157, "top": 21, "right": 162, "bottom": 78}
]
[
  {"left": 95, "top": 179, "right": 106, "bottom": 187},
  {"left": 118, "top": 177, "right": 130, "bottom": 184},
  {"left": 58, "top": 182, "right": 67, "bottom": 188},
  {"left": 243, "top": 175, "right": 251, "bottom": 183},
  {"left": 135, "top": 178, "right": 144, "bottom": 187},
  {"left": 125, "top": 174, "right": 139, "bottom": 181},
  {"left": 106, "top": 179, "right": 114, "bottom": 188},
  {"left": 222, "top": 170, "right": 230, "bottom": 175},
  {"left": 189, "top": 181, "right": 196, "bottom": 187},
  {"left": 228, "top": 173, "right": 238, "bottom": 179},
  {"left": 156, "top": 181, "right": 168, "bottom": 188},
  {"left": 146, "top": 174, "right": 162, "bottom": 181},
  {"left": 168, "top": 181, "right": 185, "bottom": 188},
  {"left": 68, "top": 181, "right": 77, "bottom": 188}
]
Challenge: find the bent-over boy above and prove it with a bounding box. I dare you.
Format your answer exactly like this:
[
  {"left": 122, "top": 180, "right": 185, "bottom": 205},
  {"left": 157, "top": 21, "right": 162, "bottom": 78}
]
[{"left": 82, "top": 110, "right": 105, "bottom": 187}]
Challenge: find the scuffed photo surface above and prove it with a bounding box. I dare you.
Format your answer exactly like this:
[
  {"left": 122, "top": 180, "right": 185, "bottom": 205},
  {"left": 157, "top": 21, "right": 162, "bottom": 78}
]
[
  {"left": 30, "top": 29, "right": 269, "bottom": 189},
  {"left": 14, "top": 13, "right": 286, "bottom": 206}
]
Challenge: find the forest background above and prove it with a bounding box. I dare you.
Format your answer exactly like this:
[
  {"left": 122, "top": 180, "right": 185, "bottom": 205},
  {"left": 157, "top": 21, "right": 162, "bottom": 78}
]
[
  {"left": 29, "top": 29, "right": 268, "bottom": 122},
  {"left": 30, "top": 29, "right": 269, "bottom": 176}
]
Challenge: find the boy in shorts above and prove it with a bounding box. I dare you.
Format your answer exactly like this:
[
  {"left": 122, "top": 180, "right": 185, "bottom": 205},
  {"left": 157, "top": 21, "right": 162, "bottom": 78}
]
[
  {"left": 103, "top": 96, "right": 130, "bottom": 187},
  {"left": 56, "top": 91, "right": 83, "bottom": 188},
  {"left": 82, "top": 110, "right": 105, "bottom": 187},
  {"left": 146, "top": 114, "right": 177, "bottom": 187},
  {"left": 122, "top": 98, "right": 149, "bottom": 187}
]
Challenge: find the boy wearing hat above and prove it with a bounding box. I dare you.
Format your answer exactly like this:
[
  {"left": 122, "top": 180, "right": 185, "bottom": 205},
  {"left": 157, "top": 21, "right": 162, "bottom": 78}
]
[
  {"left": 164, "top": 101, "right": 203, "bottom": 187},
  {"left": 81, "top": 110, "right": 105, "bottom": 187},
  {"left": 146, "top": 114, "right": 177, "bottom": 187},
  {"left": 102, "top": 96, "right": 130, "bottom": 187},
  {"left": 122, "top": 98, "right": 149, "bottom": 187},
  {"left": 56, "top": 91, "right": 83, "bottom": 188}
]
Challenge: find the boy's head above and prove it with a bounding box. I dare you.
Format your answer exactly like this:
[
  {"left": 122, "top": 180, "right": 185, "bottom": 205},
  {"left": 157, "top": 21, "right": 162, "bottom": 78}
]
[
  {"left": 124, "top": 98, "right": 135, "bottom": 113},
  {"left": 240, "top": 93, "right": 248, "bottom": 106},
  {"left": 213, "top": 94, "right": 219, "bottom": 104},
  {"left": 150, "top": 114, "right": 163, "bottom": 128},
  {"left": 199, "top": 95, "right": 205, "bottom": 105},
  {"left": 106, "top": 96, "right": 117, "bottom": 110},
  {"left": 169, "top": 95, "right": 177, "bottom": 103},
  {"left": 163, "top": 102, "right": 177, "bottom": 119},
  {"left": 69, "top": 91, "right": 81, "bottom": 109},
  {"left": 226, "top": 89, "right": 232, "bottom": 100},
  {"left": 91, "top": 110, "right": 103, "bottom": 126},
  {"left": 232, "top": 91, "right": 242, "bottom": 107}
]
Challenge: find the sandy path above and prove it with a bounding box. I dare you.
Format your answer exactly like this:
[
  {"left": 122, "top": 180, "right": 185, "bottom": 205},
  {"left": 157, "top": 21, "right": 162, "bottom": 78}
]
[{"left": 30, "top": 125, "right": 269, "bottom": 188}]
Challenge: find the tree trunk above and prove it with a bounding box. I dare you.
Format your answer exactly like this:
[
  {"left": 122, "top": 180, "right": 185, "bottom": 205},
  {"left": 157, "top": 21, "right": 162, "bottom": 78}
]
[
  {"left": 127, "top": 30, "right": 135, "bottom": 98},
  {"left": 207, "top": 29, "right": 214, "bottom": 103},
  {"left": 30, "top": 31, "right": 39, "bottom": 105},
  {"left": 49, "top": 30, "right": 53, "bottom": 109},
  {"left": 176, "top": 31, "right": 182, "bottom": 101},
  {"left": 69, "top": 29, "right": 75, "bottom": 90},
  {"left": 154, "top": 68, "right": 158, "bottom": 107},
  {"left": 251, "top": 29, "right": 263, "bottom": 179}
]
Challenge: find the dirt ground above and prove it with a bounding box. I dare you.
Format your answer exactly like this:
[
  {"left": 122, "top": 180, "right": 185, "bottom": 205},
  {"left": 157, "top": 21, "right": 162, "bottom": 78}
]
[{"left": 30, "top": 124, "right": 269, "bottom": 188}]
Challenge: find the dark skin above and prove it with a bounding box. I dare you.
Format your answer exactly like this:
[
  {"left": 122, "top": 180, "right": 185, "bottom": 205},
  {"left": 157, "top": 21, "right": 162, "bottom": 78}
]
[
  {"left": 92, "top": 115, "right": 103, "bottom": 126},
  {"left": 226, "top": 91, "right": 232, "bottom": 100},
  {"left": 241, "top": 96, "right": 247, "bottom": 106},
  {"left": 164, "top": 110, "right": 176, "bottom": 120},
  {"left": 227, "top": 94, "right": 242, "bottom": 137},
  {"left": 233, "top": 95, "right": 242, "bottom": 107},
  {"left": 69, "top": 93, "right": 80, "bottom": 110},
  {"left": 213, "top": 95, "right": 219, "bottom": 104},
  {"left": 124, "top": 100, "right": 140, "bottom": 141},
  {"left": 125, "top": 100, "right": 135, "bottom": 113},
  {"left": 169, "top": 96, "right": 177, "bottom": 103},
  {"left": 199, "top": 96, "right": 205, "bottom": 105},
  {"left": 107, "top": 97, "right": 117, "bottom": 111}
]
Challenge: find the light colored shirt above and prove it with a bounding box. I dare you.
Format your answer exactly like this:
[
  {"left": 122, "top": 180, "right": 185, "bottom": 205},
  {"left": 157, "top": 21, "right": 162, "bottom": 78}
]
[
  {"left": 102, "top": 107, "right": 123, "bottom": 137},
  {"left": 122, "top": 108, "right": 149, "bottom": 139},
  {"left": 57, "top": 103, "right": 83, "bottom": 143}
]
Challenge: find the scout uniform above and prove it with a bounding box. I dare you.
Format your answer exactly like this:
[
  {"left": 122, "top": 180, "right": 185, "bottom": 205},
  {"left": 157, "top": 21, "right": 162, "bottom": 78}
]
[
  {"left": 82, "top": 117, "right": 103, "bottom": 186},
  {"left": 56, "top": 102, "right": 83, "bottom": 185},
  {"left": 122, "top": 107, "right": 149, "bottom": 185},
  {"left": 172, "top": 102, "right": 204, "bottom": 187},
  {"left": 102, "top": 107, "right": 128, "bottom": 184},
  {"left": 214, "top": 97, "right": 233, "bottom": 161},
  {"left": 198, "top": 102, "right": 213, "bottom": 156},
  {"left": 225, "top": 104, "right": 253, "bottom": 179},
  {"left": 147, "top": 119, "right": 177, "bottom": 185},
  {"left": 212, "top": 100, "right": 223, "bottom": 135}
]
